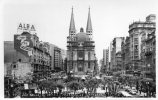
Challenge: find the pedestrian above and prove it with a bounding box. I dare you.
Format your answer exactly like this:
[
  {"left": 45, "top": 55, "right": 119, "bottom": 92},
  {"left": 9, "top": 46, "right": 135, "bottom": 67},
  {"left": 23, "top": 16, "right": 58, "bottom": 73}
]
[{"left": 140, "top": 89, "right": 141, "bottom": 94}]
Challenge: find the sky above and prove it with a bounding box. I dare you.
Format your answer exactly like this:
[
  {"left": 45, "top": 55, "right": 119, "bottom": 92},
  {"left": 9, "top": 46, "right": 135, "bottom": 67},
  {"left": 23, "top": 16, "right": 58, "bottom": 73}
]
[{"left": 1, "top": 0, "right": 157, "bottom": 62}]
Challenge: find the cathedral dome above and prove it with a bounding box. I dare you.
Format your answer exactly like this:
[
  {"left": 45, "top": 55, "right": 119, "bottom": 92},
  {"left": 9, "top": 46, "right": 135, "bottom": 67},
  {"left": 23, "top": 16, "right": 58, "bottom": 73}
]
[{"left": 76, "top": 28, "right": 88, "bottom": 42}]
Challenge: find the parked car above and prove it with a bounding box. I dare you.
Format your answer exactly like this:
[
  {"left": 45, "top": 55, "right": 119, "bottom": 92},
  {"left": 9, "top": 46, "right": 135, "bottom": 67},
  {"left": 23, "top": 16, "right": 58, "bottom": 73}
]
[
  {"left": 127, "top": 88, "right": 137, "bottom": 95},
  {"left": 129, "top": 89, "right": 137, "bottom": 95},
  {"left": 118, "top": 91, "right": 133, "bottom": 97}
]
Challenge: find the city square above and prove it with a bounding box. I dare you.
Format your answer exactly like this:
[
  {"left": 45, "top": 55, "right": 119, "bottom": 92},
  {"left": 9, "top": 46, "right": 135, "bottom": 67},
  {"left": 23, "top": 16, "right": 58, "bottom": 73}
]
[{"left": 3, "top": 0, "right": 156, "bottom": 98}]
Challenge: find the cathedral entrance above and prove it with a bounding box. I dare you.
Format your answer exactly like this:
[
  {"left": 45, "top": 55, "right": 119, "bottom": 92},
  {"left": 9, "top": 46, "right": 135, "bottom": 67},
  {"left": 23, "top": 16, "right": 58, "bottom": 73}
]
[{"left": 78, "top": 62, "right": 83, "bottom": 72}]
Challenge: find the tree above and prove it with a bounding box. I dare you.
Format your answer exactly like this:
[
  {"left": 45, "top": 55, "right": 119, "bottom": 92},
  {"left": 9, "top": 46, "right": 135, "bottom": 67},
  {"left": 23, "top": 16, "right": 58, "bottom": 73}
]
[
  {"left": 38, "top": 80, "right": 47, "bottom": 97},
  {"left": 56, "top": 79, "right": 65, "bottom": 95},
  {"left": 108, "top": 81, "right": 120, "bottom": 96},
  {"left": 45, "top": 80, "right": 57, "bottom": 95},
  {"left": 67, "top": 81, "right": 83, "bottom": 96},
  {"left": 84, "top": 78, "right": 100, "bottom": 97},
  {"left": 57, "top": 84, "right": 64, "bottom": 95},
  {"left": 101, "top": 78, "right": 112, "bottom": 93},
  {"left": 64, "top": 75, "right": 76, "bottom": 83}
]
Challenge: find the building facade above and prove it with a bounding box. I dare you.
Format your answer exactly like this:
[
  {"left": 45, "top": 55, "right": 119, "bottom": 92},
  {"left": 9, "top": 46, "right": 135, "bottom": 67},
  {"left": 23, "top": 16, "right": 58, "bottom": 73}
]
[
  {"left": 49, "top": 43, "right": 56, "bottom": 70},
  {"left": 143, "top": 30, "right": 156, "bottom": 79},
  {"left": 67, "top": 8, "right": 97, "bottom": 75},
  {"left": 14, "top": 31, "right": 52, "bottom": 80},
  {"left": 110, "top": 37, "right": 124, "bottom": 72},
  {"left": 48, "top": 43, "right": 66, "bottom": 72},
  {"left": 121, "top": 36, "right": 131, "bottom": 72},
  {"left": 4, "top": 41, "right": 31, "bottom": 79},
  {"left": 102, "top": 48, "right": 109, "bottom": 73},
  {"left": 124, "top": 37, "right": 131, "bottom": 71},
  {"left": 128, "top": 14, "right": 156, "bottom": 71},
  {"left": 54, "top": 46, "right": 62, "bottom": 71},
  {"left": 61, "top": 49, "right": 67, "bottom": 71}
]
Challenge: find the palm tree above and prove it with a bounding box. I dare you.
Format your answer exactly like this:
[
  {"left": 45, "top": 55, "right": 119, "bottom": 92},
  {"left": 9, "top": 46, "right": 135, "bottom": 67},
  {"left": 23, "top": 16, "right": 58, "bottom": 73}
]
[
  {"left": 101, "top": 78, "right": 113, "bottom": 93},
  {"left": 84, "top": 78, "right": 99, "bottom": 97},
  {"left": 67, "top": 81, "right": 83, "bottom": 97},
  {"left": 108, "top": 81, "right": 120, "bottom": 96}
]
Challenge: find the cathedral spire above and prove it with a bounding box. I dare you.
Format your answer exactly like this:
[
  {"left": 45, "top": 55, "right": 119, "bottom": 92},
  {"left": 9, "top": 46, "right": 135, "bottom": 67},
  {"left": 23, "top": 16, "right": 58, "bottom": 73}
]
[
  {"left": 69, "top": 6, "right": 76, "bottom": 34},
  {"left": 86, "top": 7, "right": 92, "bottom": 33}
]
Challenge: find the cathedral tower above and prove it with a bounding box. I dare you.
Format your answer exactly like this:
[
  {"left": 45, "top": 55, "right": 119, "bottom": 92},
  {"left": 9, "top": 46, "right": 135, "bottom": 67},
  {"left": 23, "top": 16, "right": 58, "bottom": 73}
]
[
  {"left": 67, "top": 7, "right": 97, "bottom": 75},
  {"left": 86, "top": 7, "right": 93, "bottom": 40},
  {"left": 69, "top": 7, "right": 76, "bottom": 35}
]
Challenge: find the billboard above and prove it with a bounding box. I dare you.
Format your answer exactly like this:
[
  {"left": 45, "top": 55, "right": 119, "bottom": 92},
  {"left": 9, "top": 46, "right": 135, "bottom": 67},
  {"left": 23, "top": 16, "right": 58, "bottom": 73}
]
[{"left": 14, "top": 32, "right": 33, "bottom": 57}]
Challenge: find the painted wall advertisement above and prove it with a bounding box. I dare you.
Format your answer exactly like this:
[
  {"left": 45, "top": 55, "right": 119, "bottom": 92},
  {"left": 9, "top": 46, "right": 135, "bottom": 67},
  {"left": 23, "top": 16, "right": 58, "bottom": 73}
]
[{"left": 14, "top": 33, "right": 33, "bottom": 57}]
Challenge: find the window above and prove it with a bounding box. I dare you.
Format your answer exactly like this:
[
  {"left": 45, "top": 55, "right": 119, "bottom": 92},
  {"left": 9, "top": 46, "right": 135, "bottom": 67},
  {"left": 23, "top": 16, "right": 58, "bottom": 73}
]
[
  {"left": 135, "top": 45, "right": 138, "bottom": 50},
  {"left": 13, "top": 65, "right": 16, "bottom": 69},
  {"left": 18, "top": 59, "right": 21, "bottom": 62},
  {"left": 88, "top": 62, "right": 90, "bottom": 68}
]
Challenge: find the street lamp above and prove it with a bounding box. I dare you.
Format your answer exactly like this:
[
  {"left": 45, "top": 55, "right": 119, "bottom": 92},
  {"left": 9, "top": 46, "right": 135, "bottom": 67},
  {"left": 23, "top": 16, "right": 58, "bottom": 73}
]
[
  {"left": 146, "top": 81, "right": 149, "bottom": 97},
  {"left": 10, "top": 83, "right": 14, "bottom": 98}
]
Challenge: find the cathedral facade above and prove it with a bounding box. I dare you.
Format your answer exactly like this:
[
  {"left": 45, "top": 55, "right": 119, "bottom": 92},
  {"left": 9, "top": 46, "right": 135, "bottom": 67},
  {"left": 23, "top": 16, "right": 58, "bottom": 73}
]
[{"left": 67, "top": 8, "right": 97, "bottom": 75}]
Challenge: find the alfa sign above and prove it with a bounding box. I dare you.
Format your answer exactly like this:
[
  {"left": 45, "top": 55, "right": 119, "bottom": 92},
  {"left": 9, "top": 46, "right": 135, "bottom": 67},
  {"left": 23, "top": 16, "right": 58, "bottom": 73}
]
[{"left": 18, "top": 23, "right": 36, "bottom": 32}]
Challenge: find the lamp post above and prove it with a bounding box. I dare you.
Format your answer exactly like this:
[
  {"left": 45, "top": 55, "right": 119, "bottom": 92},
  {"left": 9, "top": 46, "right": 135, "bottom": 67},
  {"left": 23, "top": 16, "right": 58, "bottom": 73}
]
[
  {"left": 146, "top": 81, "right": 149, "bottom": 97},
  {"left": 10, "top": 83, "right": 14, "bottom": 98}
]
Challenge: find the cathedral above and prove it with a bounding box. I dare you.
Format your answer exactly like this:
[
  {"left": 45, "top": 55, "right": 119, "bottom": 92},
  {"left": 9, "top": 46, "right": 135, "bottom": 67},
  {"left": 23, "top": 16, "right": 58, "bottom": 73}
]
[{"left": 67, "top": 7, "right": 97, "bottom": 75}]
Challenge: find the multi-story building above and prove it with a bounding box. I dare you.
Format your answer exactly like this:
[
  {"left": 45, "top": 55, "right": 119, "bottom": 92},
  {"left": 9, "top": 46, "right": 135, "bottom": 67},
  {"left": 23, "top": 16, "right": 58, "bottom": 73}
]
[
  {"left": 143, "top": 30, "right": 156, "bottom": 80},
  {"left": 49, "top": 43, "right": 56, "bottom": 71},
  {"left": 110, "top": 37, "right": 124, "bottom": 72},
  {"left": 49, "top": 43, "right": 66, "bottom": 72},
  {"left": 128, "top": 14, "right": 156, "bottom": 71},
  {"left": 4, "top": 41, "right": 33, "bottom": 79},
  {"left": 54, "top": 46, "right": 62, "bottom": 71},
  {"left": 14, "top": 31, "right": 52, "bottom": 80},
  {"left": 102, "top": 48, "right": 109, "bottom": 72},
  {"left": 67, "top": 8, "right": 97, "bottom": 75},
  {"left": 99, "top": 59, "right": 104, "bottom": 73},
  {"left": 121, "top": 40, "right": 125, "bottom": 72},
  {"left": 4, "top": 41, "right": 34, "bottom": 97},
  {"left": 121, "top": 36, "right": 131, "bottom": 71},
  {"left": 61, "top": 49, "right": 67, "bottom": 71},
  {"left": 109, "top": 42, "right": 113, "bottom": 70}
]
